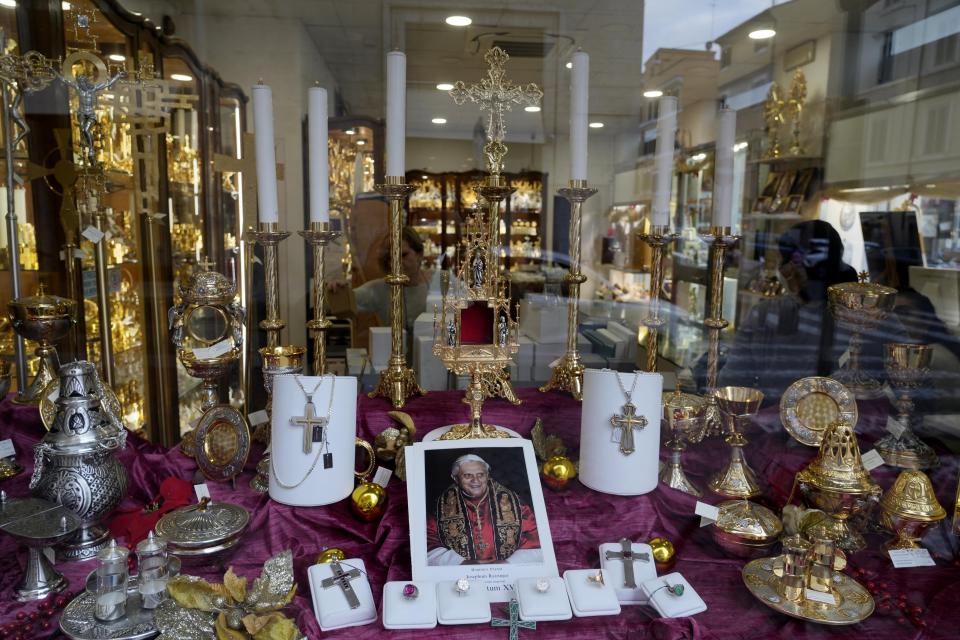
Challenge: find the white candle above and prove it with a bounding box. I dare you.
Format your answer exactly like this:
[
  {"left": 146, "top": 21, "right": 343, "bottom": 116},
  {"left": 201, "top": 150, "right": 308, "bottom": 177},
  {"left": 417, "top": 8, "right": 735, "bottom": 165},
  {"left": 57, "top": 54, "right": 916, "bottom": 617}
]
[
  {"left": 713, "top": 107, "right": 737, "bottom": 229},
  {"left": 570, "top": 50, "right": 589, "bottom": 182},
  {"left": 652, "top": 96, "right": 678, "bottom": 226},
  {"left": 386, "top": 51, "right": 406, "bottom": 177},
  {"left": 252, "top": 83, "right": 279, "bottom": 223},
  {"left": 308, "top": 86, "right": 329, "bottom": 222}
]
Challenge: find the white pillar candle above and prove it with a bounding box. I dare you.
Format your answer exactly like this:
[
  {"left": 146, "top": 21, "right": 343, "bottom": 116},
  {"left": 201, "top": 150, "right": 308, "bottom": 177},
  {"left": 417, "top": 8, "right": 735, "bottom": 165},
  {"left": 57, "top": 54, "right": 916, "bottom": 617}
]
[
  {"left": 252, "top": 83, "right": 279, "bottom": 223},
  {"left": 308, "top": 86, "right": 329, "bottom": 222},
  {"left": 652, "top": 96, "right": 677, "bottom": 226},
  {"left": 569, "top": 50, "right": 589, "bottom": 182},
  {"left": 713, "top": 107, "right": 737, "bottom": 229},
  {"left": 385, "top": 51, "right": 406, "bottom": 178}
]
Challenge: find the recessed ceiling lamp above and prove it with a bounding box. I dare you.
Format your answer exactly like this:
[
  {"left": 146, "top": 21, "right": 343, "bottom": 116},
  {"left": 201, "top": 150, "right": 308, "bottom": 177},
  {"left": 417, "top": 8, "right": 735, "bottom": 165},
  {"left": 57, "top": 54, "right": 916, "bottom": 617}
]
[
  {"left": 524, "top": 106, "right": 541, "bottom": 112},
  {"left": 171, "top": 73, "right": 193, "bottom": 82},
  {"left": 344, "top": 128, "right": 356, "bottom": 135},
  {"left": 431, "top": 117, "right": 447, "bottom": 124},
  {"left": 643, "top": 89, "right": 663, "bottom": 98},
  {"left": 565, "top": 61, "right": 572, "bottom": 69},
  {"left": 589, "top": 122, "right": 604, "bottom": 129},
  {"left": 436, "top": 83, "right": 454, "bottom": 91},
  {"left": 108, "top": 54, "right": 126, "bottom": 62},
  {"left": 61, "top": 1, "right": 71, "bottom": 9},
  {"left": 0, "top": 0, "right": 16, "bottom": 8},
  {"left": 748, "top": 27, "right": 776, "bottom": 40},
  {"left": 445, "top": 15, "right": 472, "bottom": 27},
  {"left": 356, "top": 139, "right": 367, "bottom": 145}
]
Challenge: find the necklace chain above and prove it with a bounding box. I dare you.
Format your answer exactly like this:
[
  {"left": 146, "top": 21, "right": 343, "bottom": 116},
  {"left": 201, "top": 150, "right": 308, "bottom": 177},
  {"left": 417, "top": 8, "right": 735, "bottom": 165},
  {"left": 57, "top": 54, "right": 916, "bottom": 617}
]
[
  {"left": 271, "top": 374, "right": 336, "bottom": 489},
  {"left": 613, "top": 369, "right": 641, "bottom": 406}
]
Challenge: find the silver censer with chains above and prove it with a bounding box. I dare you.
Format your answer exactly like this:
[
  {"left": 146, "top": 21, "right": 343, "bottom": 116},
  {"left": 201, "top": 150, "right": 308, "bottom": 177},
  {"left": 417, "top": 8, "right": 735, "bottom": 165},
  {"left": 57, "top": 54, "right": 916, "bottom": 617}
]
[{"left": 30, "top": 361, "right": 128, "bottom": 561}]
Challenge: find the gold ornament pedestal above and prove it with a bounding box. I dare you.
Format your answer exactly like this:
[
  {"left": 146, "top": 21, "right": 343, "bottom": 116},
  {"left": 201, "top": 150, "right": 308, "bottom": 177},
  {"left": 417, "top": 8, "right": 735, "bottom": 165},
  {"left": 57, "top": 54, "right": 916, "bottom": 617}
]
[
  {"left": 368, "top": 176, "right": 423, "bottom": 409},
  {"left": 541, "top": 180, "right": 597, "bottom": 399}
]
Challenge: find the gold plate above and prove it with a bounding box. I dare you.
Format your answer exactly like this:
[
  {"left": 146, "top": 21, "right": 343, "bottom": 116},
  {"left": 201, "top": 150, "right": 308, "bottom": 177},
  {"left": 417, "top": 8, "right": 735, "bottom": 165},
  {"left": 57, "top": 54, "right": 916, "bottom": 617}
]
[
  {"left": 742, "top": 557, "right": 874, "bottom": 625},
  {"left": 39, "top": 379, "right": 123, "bottom": 431},
  {"left": 780, "top": 377, "right": 857, "bottom": 446},
  {"left": 193, "top": 405, "right": 250, "bottom": 482}
]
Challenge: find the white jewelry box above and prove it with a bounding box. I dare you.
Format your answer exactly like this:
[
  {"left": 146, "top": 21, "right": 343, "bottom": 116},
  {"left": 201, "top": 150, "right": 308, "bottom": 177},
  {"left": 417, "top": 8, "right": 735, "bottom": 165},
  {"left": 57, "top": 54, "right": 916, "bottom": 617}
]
[
  {"left": 307, "top": 558, "right": 378, "bottom": 631},
  {"left": 514, "top": 577, "right": 572, "bottom": 622},
  {"left": 640, "top": 572, "right": 707, "bottom": 618},
  {"left": 435, "top": 579, "right": 491, "bottom": 625},
  {"left": 562, "top": 569, "right": 622, "bottom": 618},
  {"left": 599, "top": 541, "right": 657, "bottom": 605},
  {"left": 381, "top": 581, "right": 437, "bottom": 630}
]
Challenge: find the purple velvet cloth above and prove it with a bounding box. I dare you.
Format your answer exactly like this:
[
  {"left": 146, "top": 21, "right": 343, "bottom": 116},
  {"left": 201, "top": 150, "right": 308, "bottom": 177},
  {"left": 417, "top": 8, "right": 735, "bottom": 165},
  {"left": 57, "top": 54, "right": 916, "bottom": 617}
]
[{"left": 0, "top": 389, "right": 958, "bottom": 639}]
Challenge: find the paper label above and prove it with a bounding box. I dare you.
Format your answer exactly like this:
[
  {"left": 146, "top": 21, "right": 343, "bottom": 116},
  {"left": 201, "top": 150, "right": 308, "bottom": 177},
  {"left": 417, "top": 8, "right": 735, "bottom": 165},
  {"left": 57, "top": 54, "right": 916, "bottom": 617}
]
[
  {"left": 373, "top": 466, "right": 392, "bottom": 488},
  {"left": 886, "top": 416, "right": 906, "bottom": 439},
  {"left": 889, "top": 548, "right": 935, "bottom": 568},
  {"left": 0, "top": 439, "right": 14, "bottom": 459},
  {"left": 861, "top": 449, "right": 885, "bottom": 471},
  {"left": 73, "top": 247, "right": 87, "bottom": 259},
  {"left": 194, "top": 483, "right": 211, "bottom": 501},
  {"left": 81, "top": 225, "right": 105, "bottom": 243},
  {"left": 696, "top": 501, "right": 720, "bottom": 526},
  {"left": 192, "top": 339, "right": 233, "bottom": 360},
  {"left": 838, "top": 350, "right": 850, "bottom": 369},
  {"left": 804, "top": 588, "right": 836, "bottom": 605},
  {"left": 248, "top": 409, "right": 269, "bottom": 426}
]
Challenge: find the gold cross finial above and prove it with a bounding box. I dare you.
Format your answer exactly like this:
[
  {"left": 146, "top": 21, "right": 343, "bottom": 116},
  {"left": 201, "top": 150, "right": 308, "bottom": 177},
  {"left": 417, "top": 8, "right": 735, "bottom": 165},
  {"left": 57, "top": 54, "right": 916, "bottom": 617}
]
[
  {"left": 857, "top": 271, "right": 869, "bottom": 283},
  {"left": 449, "top": 46, "right": 542, "bottom": 175},
  {"left": 197, "top": 256, "right": 216, "bottom": 272}
]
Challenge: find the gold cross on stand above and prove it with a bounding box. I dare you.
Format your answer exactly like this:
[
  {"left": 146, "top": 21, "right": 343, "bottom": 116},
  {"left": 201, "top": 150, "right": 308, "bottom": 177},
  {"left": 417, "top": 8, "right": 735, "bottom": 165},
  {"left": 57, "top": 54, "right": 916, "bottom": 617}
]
[
  {"left": 449, "top": 47, "right": 542, "bottom": 175},
  {"left": 290, "top": 400, "right": 328, "bottom": 454},
  {"left": 610, "top": 402, "right": 648, "bottom": 455}
]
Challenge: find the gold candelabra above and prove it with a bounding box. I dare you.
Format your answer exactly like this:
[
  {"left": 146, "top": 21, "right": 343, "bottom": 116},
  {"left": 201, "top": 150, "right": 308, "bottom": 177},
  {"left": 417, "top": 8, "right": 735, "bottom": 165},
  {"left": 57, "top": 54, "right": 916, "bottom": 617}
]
[
  {"left": 541, "top": 179, "right": 597, "bottom": 399},
  {"left": 368, "top": 176, "right": 423, "bottom": 408},
  {"left": 299, "top": 221, "right": 340, "bottom": 375},
  {"left": 247, "top": 222, "right": 290, "bottom": 348},
  {"left": 701, "top": 227, "right": 740, "bottom": 434},
  {"left": 638, "top": 225, "right": 678, "bottom": 372}
]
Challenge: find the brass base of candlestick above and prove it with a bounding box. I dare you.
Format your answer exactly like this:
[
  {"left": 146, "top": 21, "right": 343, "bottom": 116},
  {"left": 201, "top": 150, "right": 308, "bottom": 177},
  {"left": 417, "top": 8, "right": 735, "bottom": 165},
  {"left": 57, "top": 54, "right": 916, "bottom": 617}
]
[
  {"left": 368, "top": 363, "right": 425, "bottom": 409},
  {"left": 540, "top": 354, "right": 586, "bottom": 400}
]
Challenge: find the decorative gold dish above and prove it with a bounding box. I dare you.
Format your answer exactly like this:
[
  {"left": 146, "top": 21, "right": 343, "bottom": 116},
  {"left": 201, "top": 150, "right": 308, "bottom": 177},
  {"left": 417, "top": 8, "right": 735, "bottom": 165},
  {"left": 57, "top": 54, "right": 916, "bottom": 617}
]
[{"left": 780, "top": 377, "right": 857, "bottom": 447}]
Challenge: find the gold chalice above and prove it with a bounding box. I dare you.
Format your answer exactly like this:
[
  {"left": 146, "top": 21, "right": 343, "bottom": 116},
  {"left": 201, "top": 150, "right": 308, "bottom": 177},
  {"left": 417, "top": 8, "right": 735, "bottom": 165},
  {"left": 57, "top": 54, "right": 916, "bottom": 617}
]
[
  {"left": 709, "top": 386, "right": 764, "bottom": 499},
  {"left": 875, "top": 343, "right": 937, "bottom": 469},
  {"left": 7, "top": 285, "right": 76, "bottom": 404},
  {"left": 879, "top": 470, "right": 945, "bottom": 550},
  {"left": 796, "top": 421, "right": 881, "bottom": 551},
  {"left": 827, "top": 276, "right": 896, "bottom": 399},
  {"left": 661, "top": 390, "right": 708, "bottom": 496}
]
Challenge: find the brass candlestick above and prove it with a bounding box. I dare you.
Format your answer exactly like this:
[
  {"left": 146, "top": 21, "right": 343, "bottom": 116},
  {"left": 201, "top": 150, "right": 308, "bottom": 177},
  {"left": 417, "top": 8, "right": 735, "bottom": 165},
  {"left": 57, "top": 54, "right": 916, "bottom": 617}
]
[
  {"left": 92, "top": 206, "right": 115, "bottom": 386},
  {"left": 701, "top": 227, "right": 740, "bottom": 435},
  {"left": 299, "top": 221, "right": 341, "bottom": 375},
  {"left": 247, "top": 222, "right": 291, "bottom": 348},
  {"left": 541, "top": 180, "right": 597, "bottom": 399},
  {"left": 638, "top": 225, "right": 678, "bottom": 372},
  {"left": 369, "top": 176, "right": 423, "bottom": 408}
]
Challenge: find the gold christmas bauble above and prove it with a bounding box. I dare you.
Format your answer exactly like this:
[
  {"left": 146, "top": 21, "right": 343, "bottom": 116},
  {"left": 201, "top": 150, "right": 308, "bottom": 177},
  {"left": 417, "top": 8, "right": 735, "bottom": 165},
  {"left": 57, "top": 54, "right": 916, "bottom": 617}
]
[
  {"left": 351, "top": 481, "right": 387, "bottom": 522},
  {"left": 649, "top": 537, "right": 675, "bottom": 563},
  {"left": 541, "top": 455, "right": 577, "bottom": 491},
  {"left": 316, "top": 547, "right": 346, "bottom": 564}
]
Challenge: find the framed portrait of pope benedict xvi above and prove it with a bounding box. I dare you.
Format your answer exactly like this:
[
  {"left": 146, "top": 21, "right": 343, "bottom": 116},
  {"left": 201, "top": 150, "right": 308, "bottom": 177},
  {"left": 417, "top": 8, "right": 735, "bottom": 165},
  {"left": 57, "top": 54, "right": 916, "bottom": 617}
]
[{"left": 406, "top": 439, "right": 558, "bottom": 602}]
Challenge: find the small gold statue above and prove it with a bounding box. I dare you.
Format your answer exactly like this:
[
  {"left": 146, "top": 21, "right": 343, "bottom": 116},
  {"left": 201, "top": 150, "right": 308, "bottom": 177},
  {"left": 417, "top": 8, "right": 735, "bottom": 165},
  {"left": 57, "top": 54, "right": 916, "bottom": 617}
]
[
  {"left": 763, "top": 82, "right": 785, "bottom": 159},
  {"left": 787, "top": 69, "right": 807, "bottom": 156}
]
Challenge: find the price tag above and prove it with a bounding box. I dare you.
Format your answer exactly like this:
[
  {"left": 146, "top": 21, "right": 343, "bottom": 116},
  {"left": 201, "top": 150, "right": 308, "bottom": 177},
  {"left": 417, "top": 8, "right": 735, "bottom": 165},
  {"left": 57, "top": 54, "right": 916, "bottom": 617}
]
[
  {"left": 889, "top": 548, "right": 935, "bottom": 568},
  {"left": 248, "top": 410, "right": 269, "bottom": 426},
  {"left": 192, "top": 339, "right": 233, "bottom": 360},
  {"left": 194, "top": 483, "right": 211, "bottom": 502},
  {"left": 838, "top": 350, "right": 850, "bottom": 369},
  {"left": 695, "top": 501, "right": 720, "bottom": 527},
  {"left": 886, "top": 416, "right": 906, "bottom": 439},
  {"left": 804, "top": 588, "right": 836, "bottom": 605},
  {"left": 81, "top": 225, "right": 105, "bottom": 243},
  {"left": 0, "top": 439, "right": 15, "bottom": 459},
  {"left": 73, "top": 247, "right": 87, "bottom": 259},
  {"left": 372, "top": 466, "right": 392, "bottom": 488},
  {"left": 861, "top": 449, "right": 885, "bottom": 471}
]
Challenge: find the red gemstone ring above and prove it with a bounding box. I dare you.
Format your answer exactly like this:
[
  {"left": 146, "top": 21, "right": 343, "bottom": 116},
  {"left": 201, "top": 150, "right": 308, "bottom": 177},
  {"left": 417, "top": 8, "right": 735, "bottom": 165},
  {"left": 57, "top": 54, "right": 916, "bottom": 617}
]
[{"left": 402, "top": 583, "right": 419, "bottom": 600}]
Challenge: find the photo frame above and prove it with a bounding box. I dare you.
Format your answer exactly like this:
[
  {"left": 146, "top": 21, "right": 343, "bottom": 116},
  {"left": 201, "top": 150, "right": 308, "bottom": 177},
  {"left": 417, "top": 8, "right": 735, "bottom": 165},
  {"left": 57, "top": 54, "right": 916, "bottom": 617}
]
[
  {"left": 406, "top": 439, "right": 558, "bottom": 602},
  {"left": 775, "top": 171, "right": 797, "bottom": 199},
  {"left": 753, "top": 196, "right": 772, "bottom": 213},
  {"left": 784, "top": 195, "right": 803, "bottom": 213}
]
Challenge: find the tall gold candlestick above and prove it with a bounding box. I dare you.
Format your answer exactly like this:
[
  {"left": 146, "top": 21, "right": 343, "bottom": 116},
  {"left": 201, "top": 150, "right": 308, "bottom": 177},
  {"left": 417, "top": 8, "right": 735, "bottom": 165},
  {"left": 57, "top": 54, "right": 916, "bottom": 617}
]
[
  {"left": 299, "top": 221, "right": 340, "bottom": 375},
  {"left": 540, "top": 179, "right": 597, "bottom": 399},
  {"left": 248, "top": 222, "right": 291, "bottom": 348},
  {"left": 93, "top": 208, "right": 115, "bottom": 386},
  {"left": 639, "top": 225, "right": 678, "bottom": 372},
  {"left": 700, "top": 226, "right": 740, "bottom": 434},
  {"left": 369, "top": 176, "right": 423, "bottom": 408}
]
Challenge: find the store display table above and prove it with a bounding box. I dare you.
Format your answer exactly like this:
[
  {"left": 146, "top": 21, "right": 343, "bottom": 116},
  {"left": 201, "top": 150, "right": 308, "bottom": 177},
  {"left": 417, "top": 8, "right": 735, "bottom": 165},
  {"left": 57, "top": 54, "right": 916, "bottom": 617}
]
[{"left": 0, "top": 389, "right": 958, "bottom": 639}]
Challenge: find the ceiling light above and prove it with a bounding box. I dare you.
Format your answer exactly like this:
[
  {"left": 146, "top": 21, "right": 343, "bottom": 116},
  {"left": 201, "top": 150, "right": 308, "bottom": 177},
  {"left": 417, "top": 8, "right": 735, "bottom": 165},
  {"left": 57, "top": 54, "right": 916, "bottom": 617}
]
[
  {"left": 524, "top": 106, "right": 541, "bottom": 112},
  {"left": 445, "top": 15, "right": 472, "bottom": 27},
  {"left": 589, "top": 122, "right": 604, "bottom": 128},
  {"left": 171, "top": 73, "right": 193, "bottom": 82},
  {"left": 0, "top": 0, "right": 16, "bottom": 8},
  {"left": 356, "top": 139, "right": 366, "bottom": 145},
  {"left": 565, "top": 61, "right": 572, "bottom": 69},
  {"left": 61, "top": 1, "right": 71, "bottom": 9},
  {"left": 108, "top": 54, "right": 126, "bottom": 62},
  {"left": 436, "top": 83, "right": 454, "bottom": 91},
  {"left": 748, "top": 28, "right": 776, "bottom": 40},
  {"left": 344, "top": 128, "right": 356, "bottom": 135},
  {"left": 643, "top": 89, "right": 663, "bottom": 98},
  {"left": 733, "top": 141, "right": 749, "bottom": 152},
  {"left": 431, "top": 117, "right": 447, "bottom": 124}
]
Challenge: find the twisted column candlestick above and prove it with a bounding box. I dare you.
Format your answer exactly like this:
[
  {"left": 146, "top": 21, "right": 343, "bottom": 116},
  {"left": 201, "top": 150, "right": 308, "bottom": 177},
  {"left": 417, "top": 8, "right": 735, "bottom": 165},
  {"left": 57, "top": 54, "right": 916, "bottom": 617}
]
[
  {"left": 248, "top": 222, "right": 291, "bottom": 349},
  {"left": 299, "top": 221, "right": 340, "bottom": 375},
  {"left": 700, "top": 227, "right": 740, "bottom": 435},
  {"left": 638, "top": 226, "right": 678, "bottom": 372}
]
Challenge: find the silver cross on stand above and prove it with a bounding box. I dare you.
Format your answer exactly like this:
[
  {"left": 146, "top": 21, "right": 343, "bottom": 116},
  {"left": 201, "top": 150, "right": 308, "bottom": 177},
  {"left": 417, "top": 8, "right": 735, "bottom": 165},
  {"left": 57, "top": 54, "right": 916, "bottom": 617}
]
[
  {"left": 320, "top": 559, "right": 361, "bottom": 609},
  {"left": 290, "top": 399, "right": 328, "bottom": 454},
  {"left": 604, "top": 538, "right": 650, "bottom": 588},
  {"left": 610, "top": 402, "right": 648, "bottom": 455},
  {"left": 491, "top": 598, "right": 535, "bottom": 640}
]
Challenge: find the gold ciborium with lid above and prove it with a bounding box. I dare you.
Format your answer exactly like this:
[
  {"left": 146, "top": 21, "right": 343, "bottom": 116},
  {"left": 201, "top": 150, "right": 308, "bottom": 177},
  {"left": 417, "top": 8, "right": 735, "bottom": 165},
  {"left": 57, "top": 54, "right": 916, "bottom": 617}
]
[
  {"left": 7, "top": 284, "right": 76, "bottom": 404},
  {"left": 796, "top": 421, "right": 881, "bottom": 551},
  {"left": 879, "top": 470, "right": 945, "bottom": 550},
  {"left": 875, "top": 343, "right": 937, "bottom": 469}
]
